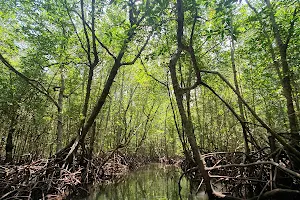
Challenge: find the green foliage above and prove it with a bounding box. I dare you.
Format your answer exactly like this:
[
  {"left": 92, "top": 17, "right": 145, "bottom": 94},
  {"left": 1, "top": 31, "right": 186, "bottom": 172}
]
[{"left": 0, "top": 0, "right": 299, "bottom": 158}]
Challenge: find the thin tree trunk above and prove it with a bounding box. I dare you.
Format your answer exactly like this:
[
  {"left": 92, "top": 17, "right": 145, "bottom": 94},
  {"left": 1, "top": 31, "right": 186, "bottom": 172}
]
[
  {"left": 76, "top": 0, "right": 99, "bottom": 159},
  {"left": 229, "top": 15, "right": 250, "bottom": 156},
  {"left": 167, "top": 80, "right": 191, "bottom": 160},
  {"left": 194, "top": 89, "right": 203, "bottom": 149},
  {"left": 60, "top": 13, "right": 150, "bottom": 162},
  {"left": 56, "top": 64, "right": 65, "bottom": 152},
  {"left": 5, "top": 116, "right": 16, "bottom": 163},
  {"left": 264, "top": 0, "right": 299, "bottom": 140},
  {"left": 5, "top": 73, "right": 18, "bottom": 163},
  {"left": 116, "top": 71, "right": 125, "bottom": 146},
  {"left": 88, "top": 121, "right": 96, "bottom": 159}
]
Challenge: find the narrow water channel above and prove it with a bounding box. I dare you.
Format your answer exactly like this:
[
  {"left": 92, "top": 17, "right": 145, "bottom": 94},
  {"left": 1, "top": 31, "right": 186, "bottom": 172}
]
[{"left": 84, "top": 164, "right": 208, "bottom": 200}]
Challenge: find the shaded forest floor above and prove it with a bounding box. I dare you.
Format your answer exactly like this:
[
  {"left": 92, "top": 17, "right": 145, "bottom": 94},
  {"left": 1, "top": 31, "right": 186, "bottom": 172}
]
[{"left": 0, "top": 151, "right": 181, "bottom": 200}]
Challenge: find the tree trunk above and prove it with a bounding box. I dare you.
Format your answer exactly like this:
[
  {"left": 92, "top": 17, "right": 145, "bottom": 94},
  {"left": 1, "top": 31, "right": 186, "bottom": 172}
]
[
  {"left": 88, "top": 121, "right": 96, "bottom": 159},
  {"left": 116, "top": 71, "right": 125, "bottom": 147},
  {"left": 5, "top": 116, "right": 16, "bottom": 163},
  {"left": 167, "top": 81, "right": 192, "bottom": 161},
  {"left": 170, "top": 0, "right": 213, "bottom": 196},
  {"left": 229, "top": 15, "right": 250, "bottom": 156},
  {"left": 264, "top": 0, "right": 299, "bottom": 142},
  {"left": 169, "top": 51, "right": 213, "bottom": 197},
  {"left": 56, "top": 65, "right": 65, "bottom": 152}
]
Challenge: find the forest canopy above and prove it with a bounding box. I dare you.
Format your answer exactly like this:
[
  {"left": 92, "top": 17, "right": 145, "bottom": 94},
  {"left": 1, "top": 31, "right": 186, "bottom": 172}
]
[{"left": 1, "top": 0, "right": 299, "bottom": 158}]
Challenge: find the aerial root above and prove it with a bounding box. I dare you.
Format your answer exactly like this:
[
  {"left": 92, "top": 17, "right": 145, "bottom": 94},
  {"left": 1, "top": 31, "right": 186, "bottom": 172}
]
[{"left": 180, "top": 149, "right": 300, "bottom": 200}]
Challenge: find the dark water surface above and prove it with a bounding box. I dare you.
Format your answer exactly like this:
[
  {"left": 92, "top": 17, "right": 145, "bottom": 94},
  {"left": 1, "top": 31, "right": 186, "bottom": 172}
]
[{"left": 84, "top": 164, "right": 208, "bottom": 200}]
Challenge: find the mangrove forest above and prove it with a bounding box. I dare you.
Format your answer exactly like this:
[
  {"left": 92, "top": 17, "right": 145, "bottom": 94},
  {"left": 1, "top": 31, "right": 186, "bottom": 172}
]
[{"left": 0, "top": 0, "right": 300, "bottom": 199}]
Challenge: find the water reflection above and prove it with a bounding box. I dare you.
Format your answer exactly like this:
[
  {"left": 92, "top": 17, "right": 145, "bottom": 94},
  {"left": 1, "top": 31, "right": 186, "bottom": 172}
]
[{"left": 86, "top": 164, "right": 208, "bottom": 200}]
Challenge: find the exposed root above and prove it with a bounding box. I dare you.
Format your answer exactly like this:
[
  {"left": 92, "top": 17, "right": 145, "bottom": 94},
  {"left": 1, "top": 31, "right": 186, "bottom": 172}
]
[
  {"left": 181, "top": 149, "right": 300, "bottom": 200},
  {"left": 0, "top": 158, "right": 81, "bottom": 199},
  {"left": 0, "top": 151, "right": 134, "bottom": 200},
  {"left": 0, "top": 149, "right": 176, "bottom": 199}
]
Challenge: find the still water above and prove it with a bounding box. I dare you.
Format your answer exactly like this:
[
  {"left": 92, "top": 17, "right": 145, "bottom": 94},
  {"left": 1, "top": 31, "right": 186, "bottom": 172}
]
[{"left": 85, "top": 164, "right": 208, "bottom": 200}]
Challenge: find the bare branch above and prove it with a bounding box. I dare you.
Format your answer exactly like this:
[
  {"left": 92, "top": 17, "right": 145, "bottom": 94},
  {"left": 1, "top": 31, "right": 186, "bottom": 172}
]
[
  {"left": 91, "top": 0, "right": 99, "bottom": 65},
  {"left": 121, "top": 32, "right": 152, "bottom": 65},
  {"left": 140, "top": 58, "right": 167, "bottom": 87},
  {"left": 64, "top": 0, "right": 88, "bottom": 54},
  {"left": 189, "top": 0, "right": 198, "bottom": 47},
  {"left": 200, "top": 81, "right": 244, "bottom": 124},
  {"left": 176, "top": 0, "right": 184, "bottom": 48},
  {"left": 180, "top": 80, "right": 201, "bottom": 93},
  {"left": 209, "top": 175, "right": 268, "bottom": 183},
  {"left": 199, "top": 41, "right": 221, "bottom": 58},
  {"left": 83, "top": 21, "right": 117, "bottom": 60}
]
